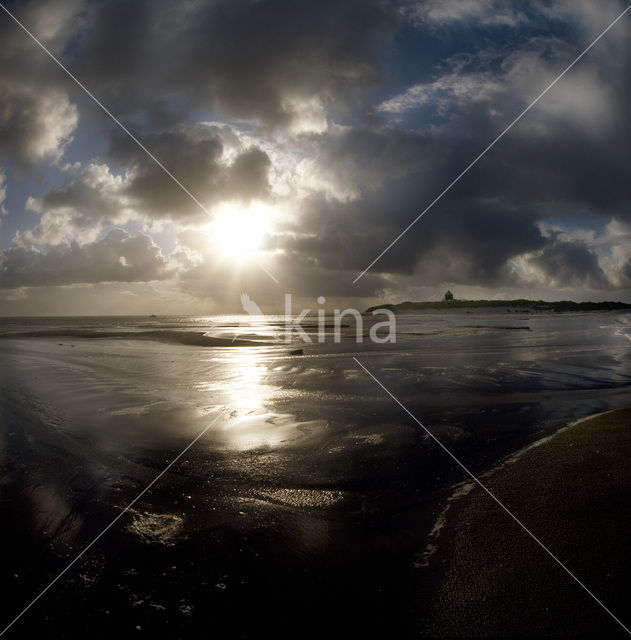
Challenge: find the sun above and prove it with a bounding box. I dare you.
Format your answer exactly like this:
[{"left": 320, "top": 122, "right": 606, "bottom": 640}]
[{"left": 211, "top": 201, "right": 272, "bottom": 257}]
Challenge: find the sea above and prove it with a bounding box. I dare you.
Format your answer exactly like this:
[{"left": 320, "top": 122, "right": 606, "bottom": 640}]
[{"left": 1, "top": 310, "right": 630, "bottom": 637}]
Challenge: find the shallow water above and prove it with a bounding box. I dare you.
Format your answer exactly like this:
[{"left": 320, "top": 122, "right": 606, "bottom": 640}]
[{"left": 1, "top": 311, "right": 630, "bottom": 637}]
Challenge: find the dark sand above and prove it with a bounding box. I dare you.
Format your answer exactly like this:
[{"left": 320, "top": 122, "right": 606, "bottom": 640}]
[
  {"left": 0, "top": 329, "right": 266, "bottom": 347},
  {"left": 423, "top": 407, "right": 631, "bottom": 638}
]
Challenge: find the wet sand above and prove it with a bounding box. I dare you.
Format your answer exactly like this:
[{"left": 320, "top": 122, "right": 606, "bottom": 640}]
[
  {"left": 1, "top": 313, "right": 631, "bottom": 637},
  {"left": 0, "top": 329, "right": 267, "bottom": 347},
  {"left": 423, "top": 407, "right": 631, "bottom": 638}
]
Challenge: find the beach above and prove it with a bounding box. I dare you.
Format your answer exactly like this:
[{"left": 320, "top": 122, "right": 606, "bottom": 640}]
[
  {"left": 0, "top": 311, "right": 630, "bottom": 637},
  {"left": 422, "top": 407, "right": 631, "bottom": 638},
  {"left": 2, "top": 0, "right": 631, "bottom": 635}
]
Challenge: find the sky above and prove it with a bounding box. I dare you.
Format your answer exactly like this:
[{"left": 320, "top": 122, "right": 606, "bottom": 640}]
[{"left": 0, "top": 0, "right": 630, "bottom": 315}]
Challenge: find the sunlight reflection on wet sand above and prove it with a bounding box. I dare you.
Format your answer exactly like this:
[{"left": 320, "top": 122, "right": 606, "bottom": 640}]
[{"left": 197, "top": 347, "right": 326, "bottom": 450}]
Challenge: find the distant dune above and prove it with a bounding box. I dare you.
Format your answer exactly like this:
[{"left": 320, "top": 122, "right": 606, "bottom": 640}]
[{"left": 366, "top": 299, "right": 631, "bottom": 313}]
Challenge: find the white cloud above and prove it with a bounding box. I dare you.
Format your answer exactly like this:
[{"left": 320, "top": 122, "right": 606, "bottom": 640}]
[
  {"left": 408, "top": 0, "right": 528, "bottom": 28},
  {"left": 536, "top": 0, "right": 630, "bottom": 47},
  {"left": 516, "top": 217, "right": 631, "bottom": 290},
  {"left": 0, "top": 1, "right": 85, "bottom": 167},
  {"left": 598, "top": 219, "right": 631, "bottom": 288},
  {"left": 0, "top": 229, "right": 173, "bottom": 289},
  {"left": 503, "top": 50, "right": 613, "bottom": 134},
  {"left": 24, "top": 163, "right": 132, "bottom": 244},
  {"left": 21, "top": 123, "right": 277, "bottom": 243},
  {"left": 0, "top": 86, "right": 78, "bottom": 166},
  {"left": 379, "top": 69, "right": 502, "bottom": 114},
  {"left": 379, "top": 41, "right": 615, "bottom": 135}
]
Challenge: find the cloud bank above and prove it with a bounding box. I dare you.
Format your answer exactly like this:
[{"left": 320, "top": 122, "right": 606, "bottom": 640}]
[{"left": 1, "top": 0, "right": 630, "bottom": 312}]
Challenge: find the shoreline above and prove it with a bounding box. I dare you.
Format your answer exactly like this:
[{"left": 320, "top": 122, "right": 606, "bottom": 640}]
[{"left": 419, "top": 406, "right": 631, "bottom": 637}]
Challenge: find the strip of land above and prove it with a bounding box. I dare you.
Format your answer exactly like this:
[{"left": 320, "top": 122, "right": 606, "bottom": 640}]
[{"left": 366, "top": 299, "right": 631, "bottom": 313}]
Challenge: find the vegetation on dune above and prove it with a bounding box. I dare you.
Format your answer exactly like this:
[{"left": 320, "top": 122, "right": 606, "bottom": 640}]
[{"left": 365, "top": 299, "right": 631, "bottom": 313}]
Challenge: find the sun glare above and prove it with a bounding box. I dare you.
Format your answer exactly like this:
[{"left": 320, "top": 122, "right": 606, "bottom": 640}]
[{"left": 212, "top": 202, "right": 272, "bottom": 257}]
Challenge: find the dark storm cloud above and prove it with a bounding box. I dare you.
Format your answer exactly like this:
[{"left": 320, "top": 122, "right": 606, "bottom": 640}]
[
  {"left": 0, "top": 85, "right": 77, "bottom": 167},
  {"left": 75, "top": 0, "right": 400, "bottom": 128},
  {"left": 0, "top": 0, "right": 81, "bottom": 167},
  {"left": 283, "top": 181, "right": 546, "bottom": 285},
  {"left": 276, "top": 4, "right": 631, "bottom": 292},
  {"left": 526, "top": 237, "right": 609, "bottom": 289},
  {"left": 26, "top": 127, "right": 272, "bottom": 236},
  {"left": 0, "top": 229, "right": 171, "bottom": 288},
  {"left": 108, "top": 128, "right": 272, "bottom": 221},
  {"left": 298, "top": 124, "right": 442, "bottom": 198},
  {"left": 1, "top": 0, "right": 399, "bottom": 172},
  {"left": 2, "top": 0, "right": 630, "bottom": 301},
  {"left": 274, "top": 121, "right": 550, "bottom": 283},
  {"left": 374, "top": 13, "right": 631, "bottom": 218}
]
